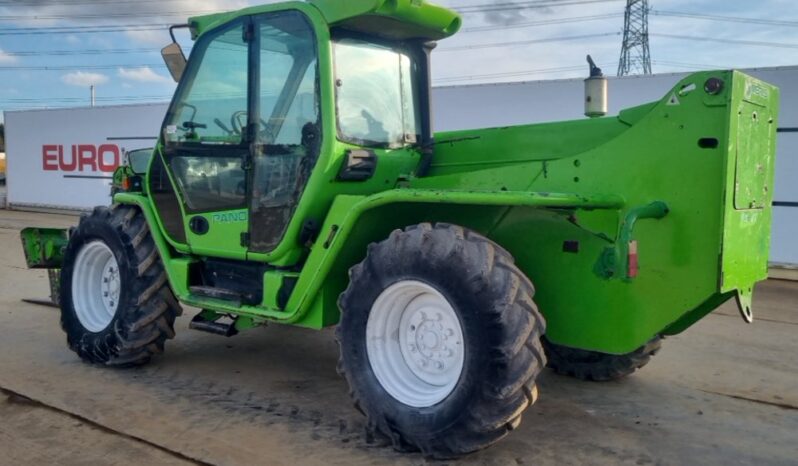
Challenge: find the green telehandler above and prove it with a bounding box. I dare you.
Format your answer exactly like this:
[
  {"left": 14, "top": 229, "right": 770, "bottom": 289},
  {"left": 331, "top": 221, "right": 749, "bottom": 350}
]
[{"left": 20, "top": 0, "right": 779, "bottom": 458}]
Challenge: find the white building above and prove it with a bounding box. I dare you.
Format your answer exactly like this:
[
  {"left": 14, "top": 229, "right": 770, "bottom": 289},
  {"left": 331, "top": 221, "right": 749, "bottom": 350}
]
[{"left": 3, "top": 66, "right": 796, "bottom": 267}]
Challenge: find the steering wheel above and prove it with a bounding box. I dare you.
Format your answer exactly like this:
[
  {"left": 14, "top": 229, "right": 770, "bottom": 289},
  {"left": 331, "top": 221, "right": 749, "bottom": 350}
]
[
  {"left": 259, "top": 117, "right": 278, "bottom": 144},
  {"left": 230, "top": 111, "right": 280, "bottom": 143},
  {"left": 230, "top": 111, "right": 248, "bottom": 135}
]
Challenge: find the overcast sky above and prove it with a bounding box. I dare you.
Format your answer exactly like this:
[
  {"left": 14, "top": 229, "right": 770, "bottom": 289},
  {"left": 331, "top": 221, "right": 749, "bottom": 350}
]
[{"left": 0, "top": 0, "right": 796, "bottom": 121}]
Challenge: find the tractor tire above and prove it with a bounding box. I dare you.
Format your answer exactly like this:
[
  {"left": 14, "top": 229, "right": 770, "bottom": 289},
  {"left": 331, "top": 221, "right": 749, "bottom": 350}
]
[
  {"left": 337, "top": 223, "right": 546, "bottom": 458},
  {"left": 542, "top": 336, "right": 662, "bottom": 381},
  {"left": 60, "top": 205, "right": 182, "bottom": 366}
]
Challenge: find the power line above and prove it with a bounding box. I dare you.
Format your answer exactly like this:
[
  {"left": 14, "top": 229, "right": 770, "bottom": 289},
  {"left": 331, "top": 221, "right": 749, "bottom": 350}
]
[
  {"left": 0, "top": 95, "right": 172, "bottom": 103},
  {"left": 652, "top": 60, "right": 728, "bottom": 70},
  {"left": 454, "top": 0, "right": 623, "bottom": 14},
  {"left": 462, "top": 13, "right": 622, "bottom": 33},
  {"left": 653, "top": 10, "right": 798, "bottom": 28},
  {"left": 651, "top": 60, "right": 786, "bottom": 73},
  {"left": 433, "top": 65, "right": 591, "bottom": 83},
  {"left": 0, "top": 0, "right": 194, "bottom": 5},
  {"left": 0, "top": 64, "right": 165, "bottom": 71},
  {"left": 440, "top": 32, "right": 619, "bottom": 52},
  {"left": 0, "top": 97, "right": 171, "bottom": 104},
  {"left": 0, "top": 22, "right": 167, "bottom": 31},
  {"left": 652, "top": 33, "right": 798, "bottom": 50},
  {"left": 0, "top": 25, "right": 168, "bottom": 36},
  {"left": 0, "top": 10, "right": 218, "bottom": 21},
  {"left": 2, "top": 48, "right": 159, "bottom": 57}
]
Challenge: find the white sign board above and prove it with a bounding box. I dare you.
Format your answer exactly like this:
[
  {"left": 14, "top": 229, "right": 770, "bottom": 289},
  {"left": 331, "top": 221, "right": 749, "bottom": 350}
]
[{"left": 4, "top": 103, "right": 168, "bottom": 211}]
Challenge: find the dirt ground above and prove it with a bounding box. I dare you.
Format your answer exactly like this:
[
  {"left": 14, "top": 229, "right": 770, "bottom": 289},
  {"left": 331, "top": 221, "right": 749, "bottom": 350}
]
[{"left": 0, "top": 209, "right": 796, "bottom": 466}]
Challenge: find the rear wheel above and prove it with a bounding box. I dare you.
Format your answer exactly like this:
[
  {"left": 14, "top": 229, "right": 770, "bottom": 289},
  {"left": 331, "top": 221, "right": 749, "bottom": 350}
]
[
  {"left": 337, "top": 223, "right": 546, "bottom": 458},
  {"left": 542, "top": 336, "right": 662, "bottom": 381},
  {"left": 60, "top": 205, "right": 182, "bottom": 366}
]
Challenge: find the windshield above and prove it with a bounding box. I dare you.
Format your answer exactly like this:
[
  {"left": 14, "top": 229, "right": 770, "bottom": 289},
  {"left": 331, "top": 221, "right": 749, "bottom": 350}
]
[
  {"left": 164, "top": 22, "right": 249, "bottom": 146},
  {"left": 164, "top": 16, "right": 318, "bottom": 149},
  {"left": 333, "top": 38, "right": 421, "bottom": 149}
]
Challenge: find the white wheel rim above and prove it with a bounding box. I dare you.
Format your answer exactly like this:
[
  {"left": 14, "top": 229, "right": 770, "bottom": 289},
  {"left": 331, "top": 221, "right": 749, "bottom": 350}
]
[
  {"left": 71, "top": 241, "right": 120, "bottom": 333},
  {"left": 366, "top": 280, "right": 465, "bottom": 408}
]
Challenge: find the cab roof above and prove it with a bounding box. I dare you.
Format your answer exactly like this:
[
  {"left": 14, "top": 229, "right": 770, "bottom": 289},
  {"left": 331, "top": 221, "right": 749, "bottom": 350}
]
[{"left": 189, "top": 0, "right": 461, "bottom": 42}]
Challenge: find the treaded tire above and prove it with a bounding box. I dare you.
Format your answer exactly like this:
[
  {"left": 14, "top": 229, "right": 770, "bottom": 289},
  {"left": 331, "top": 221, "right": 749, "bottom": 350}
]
[
  {"left": 337, "top": 223, "right": 546, "bottom": 458},
  {"left": 60, "top": 205, "right": 182, "bottom": 366},
  {"left": 542, "top": 336, "right": 662, "bottom": 381}
]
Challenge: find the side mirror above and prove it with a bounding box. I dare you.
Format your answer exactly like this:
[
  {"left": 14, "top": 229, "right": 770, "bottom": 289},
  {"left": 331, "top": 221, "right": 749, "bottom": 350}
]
[
  {"left": 161, "top": 42, "right": 186, "bottom": 83},
  {"left": 127, "top": 149, "right": 154, "bottom": 175}
]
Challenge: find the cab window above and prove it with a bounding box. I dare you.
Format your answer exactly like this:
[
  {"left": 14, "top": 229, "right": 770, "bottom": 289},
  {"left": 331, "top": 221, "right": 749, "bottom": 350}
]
[{"left": 333, "top": 38, "right": 421, "bottom": 149}]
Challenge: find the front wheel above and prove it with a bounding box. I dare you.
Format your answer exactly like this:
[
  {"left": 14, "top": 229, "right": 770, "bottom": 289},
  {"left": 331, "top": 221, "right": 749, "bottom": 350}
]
[
  {"left": 60, "top": 205, "right": 182, "bottom": 366},
  {"left": 337, "top": 223, "right": 546, "bottom": 458}
]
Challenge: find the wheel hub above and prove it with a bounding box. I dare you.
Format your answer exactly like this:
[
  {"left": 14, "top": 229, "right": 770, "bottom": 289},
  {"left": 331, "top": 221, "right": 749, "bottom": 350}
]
[
  {"left": 366, "top": 280, "right": 465, "bottom": 408},
  {"left": 71, "top": 241, "right": 120, "bottom": 333},
  {"left": 101, "top": 261, "right": 121, "bottom": 312},
  {"left": 403, "top": 307, "right": 462, "bottom": 383}
]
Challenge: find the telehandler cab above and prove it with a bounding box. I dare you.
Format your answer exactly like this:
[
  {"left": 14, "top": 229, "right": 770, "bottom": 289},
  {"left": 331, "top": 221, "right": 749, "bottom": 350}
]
[{"left": 20, "top": 0, "right": 779, "bottom": 458}]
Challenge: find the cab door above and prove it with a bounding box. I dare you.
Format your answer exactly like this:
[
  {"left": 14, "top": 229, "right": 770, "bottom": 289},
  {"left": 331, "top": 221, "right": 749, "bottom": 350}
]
[
  {"left": 161, "top": 19, "right": 253, "bottom": 259},
  {"left": 247, "top": 12, "right": 321, "bottom": 254},
  {"left": 159, "top": 11, "right": 321, "bottom": 259}
]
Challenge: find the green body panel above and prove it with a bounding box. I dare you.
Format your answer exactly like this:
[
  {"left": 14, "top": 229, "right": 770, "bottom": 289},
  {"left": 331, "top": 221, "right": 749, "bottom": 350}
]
[
  {"left": 25, "top": 0, "right": 777, "bottom": 356},
  {"left": 144, "top": 146, "right": 192, "bottom": 255},
  {"left": 20, "top": 228, "right": 69, "bottom": 269},
  {"left": 19, "top": 228, "right": 64, "bottom": 305},
  {"left": 186, "top": 209, "right": 249, "bottom": 260},
  {"left": 114, "top": 190, "right": 621, "bottom": 328},
  {"left": 720, "top": 76, "right": 779, "bottom": 294},
  {"left": 189, "top": 0, "right": 461, "bottom": 41},
  {"left": 307, "top": 0, "right": 461, "bottom": 40}
]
